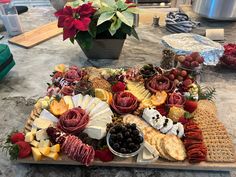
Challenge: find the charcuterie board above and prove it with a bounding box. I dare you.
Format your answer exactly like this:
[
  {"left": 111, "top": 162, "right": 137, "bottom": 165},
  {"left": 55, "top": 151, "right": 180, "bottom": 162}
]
[
  {"left": 15, "top": 155, "right": 236, "bottom": 171},
  {"left": 3, "top": 54, "right": 236, "bottom": 171}
]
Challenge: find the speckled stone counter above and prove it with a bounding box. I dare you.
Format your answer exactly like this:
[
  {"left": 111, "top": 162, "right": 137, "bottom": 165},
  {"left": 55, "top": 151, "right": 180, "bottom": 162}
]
[{"left": 0, "top": 7, "right": 236, "bottom": 177}]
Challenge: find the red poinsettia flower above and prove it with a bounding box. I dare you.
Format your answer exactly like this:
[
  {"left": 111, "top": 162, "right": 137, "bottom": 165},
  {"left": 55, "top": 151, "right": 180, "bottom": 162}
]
[{"left": 55, "top": 3, "right": 96, "bottom": 40}]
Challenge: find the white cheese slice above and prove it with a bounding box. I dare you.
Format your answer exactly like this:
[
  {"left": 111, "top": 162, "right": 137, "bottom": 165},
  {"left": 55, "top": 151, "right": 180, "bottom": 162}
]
[
  {"left": 87, "top": 118, "right": 111, "bottom": 128},
  {"left": 35, "top": 129, "right": 49, "bottom": 141},
  {"left": 33, "top": 118, "right": 54, "bottom": 129},
  {"left": 90, "top": 107, "right": 113, "bottom": 119},
  {"left": 83, "top": 126, "right": 106, "bottom": 140},
  {"left": 89, "top": 102, "right": 109, "bottom": 116},
  {"left": 80, "top": 95, "right": 92, "bottom": 109},
  {"left": 137, "top": 141, "right": 159, "bottom": 163},
  {"left": 72, "top": 94, "right": 83, "bottom": 107},
  {"left": 63, "top": 96, "right": 74, "bottom": 109},
  {"left": 85, "top": 97, "right": 100, "bottom": 112},
  {"left": 39, "top": 109, "right": 58, "bottom": 123}
]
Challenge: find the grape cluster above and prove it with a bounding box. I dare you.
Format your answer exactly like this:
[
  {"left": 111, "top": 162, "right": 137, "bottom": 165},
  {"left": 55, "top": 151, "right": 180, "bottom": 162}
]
[
  {"left": 177, "top": 52, "right": 204, "bottom": 68},
  {"left": 108, "top": 124, "right": 143, "bottom": 154}
]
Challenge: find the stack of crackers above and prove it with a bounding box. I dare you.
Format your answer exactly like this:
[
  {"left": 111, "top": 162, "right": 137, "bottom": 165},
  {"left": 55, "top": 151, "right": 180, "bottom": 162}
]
[
  {"left": 193, "top": 100, "right": 235, "bottom": 162},
  {"left": 123, "top": 114, "right": 186, "bottom": 161},
  {"left": 24, "top": 105, "right": 42, "bottom": 133}
]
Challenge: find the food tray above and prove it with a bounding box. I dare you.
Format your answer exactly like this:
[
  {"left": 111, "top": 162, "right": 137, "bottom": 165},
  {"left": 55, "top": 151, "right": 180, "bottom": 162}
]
[{"left": 16, "top": 66, "right": 236, "bottom": 172}]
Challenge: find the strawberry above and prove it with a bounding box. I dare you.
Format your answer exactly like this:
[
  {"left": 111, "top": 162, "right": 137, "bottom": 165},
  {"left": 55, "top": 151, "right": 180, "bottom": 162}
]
[
  {"left": 178, "top": 117, "right": 188, "bottom": 124},
  {"left": 10, "top": 132, "right": 25, "bottom": 144},
  {"left": 184, "top": 100, "right": 198, "bottom": 113},
  {"left": 15, "top": 141, "right": 32, "bottom": 158},
  {"left": 111, "top": 81, "right": 126, "bottom": 93},
  {"left": 95, "top": 148, "right": 114, "bottom": 162}
]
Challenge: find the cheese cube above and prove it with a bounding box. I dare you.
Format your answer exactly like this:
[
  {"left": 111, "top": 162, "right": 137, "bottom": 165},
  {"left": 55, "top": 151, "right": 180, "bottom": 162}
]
[
  {"left": 50, "top": 144, "right": 60, "bottom": 153},
  {"left": 39, "top": 147, "right": 51, "bottom": 156},
  {"left": 45, "top": 152, "right": 59, "bottom": 160},
  {"left": 38, "top": 139, "right": 51, "bottom": 148},
  {"left": 36, "top": 129, "right": 49, "bottom": 141},
  {"left": 25, "top": 132, "right": 34, "bottom": 143},
  {"left": 32, "top": 147, "right": 42, "bottom": 161},
  {"left": 33, "top": 118, "right": 53, "bottom": 129},
  {"left": 30, "top": 140, "right": 39, "bottom": 147},
  {"left": 31, "top": 127, "right": 37, "bottom": 136}
]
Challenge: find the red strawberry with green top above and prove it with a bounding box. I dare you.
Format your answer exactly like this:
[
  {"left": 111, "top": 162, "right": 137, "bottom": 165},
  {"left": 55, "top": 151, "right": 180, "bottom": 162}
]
[
  {"left": 15, "top": 141, "right": 32, "bottom": 158},
  {"left": 184, "top": 100, "right": 198, "bottom": 113},
  {"left": 10, "top": 132, "right": 25, "bottom": 144},
  {"left": 111, "top": 81, "right": 126, "bottom": 93}
]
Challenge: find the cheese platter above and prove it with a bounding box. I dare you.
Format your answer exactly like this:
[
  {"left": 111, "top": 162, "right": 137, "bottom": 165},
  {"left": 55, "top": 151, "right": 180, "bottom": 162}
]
[{"left": 2, "top": 51, "right": 236, "bottom": 171}]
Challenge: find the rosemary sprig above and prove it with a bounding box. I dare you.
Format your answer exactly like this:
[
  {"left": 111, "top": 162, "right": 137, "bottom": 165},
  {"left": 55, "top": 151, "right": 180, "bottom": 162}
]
[{"left": 198, "top": 85, "right": 216, "bottom": 101}]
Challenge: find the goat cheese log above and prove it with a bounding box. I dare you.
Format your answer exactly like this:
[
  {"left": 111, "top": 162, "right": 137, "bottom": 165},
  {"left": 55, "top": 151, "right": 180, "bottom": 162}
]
[{"left": 46, "top": 127, "right": 95, "bottom": 166}]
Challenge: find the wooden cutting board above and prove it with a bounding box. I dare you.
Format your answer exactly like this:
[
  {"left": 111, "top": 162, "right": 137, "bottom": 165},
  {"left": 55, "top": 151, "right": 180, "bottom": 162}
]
[{"left": 8, "top": 21, "right": 62, "bottom": 48}]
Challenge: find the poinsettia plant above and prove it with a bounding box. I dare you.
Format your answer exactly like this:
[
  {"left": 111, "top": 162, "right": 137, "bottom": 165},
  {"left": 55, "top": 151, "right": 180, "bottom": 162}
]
[{"left": 55, "top": 0, "right": 139, "bottom": 49}]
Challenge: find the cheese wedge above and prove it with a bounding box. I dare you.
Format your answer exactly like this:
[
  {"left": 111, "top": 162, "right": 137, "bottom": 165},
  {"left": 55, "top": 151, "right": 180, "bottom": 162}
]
[
  {"left": 89, "top": 102, "right": 109, "bottom": 116},
  {"left": 36, "top": 129, "right": 49, "bottom": 141},
  {"left": 33, "top": 118, "right": 53, "bottom": 129},
  {"left": 25, "top": 132, "right": 34, "bottom": 143},
  {"left": 50, "top": 144, "right": 60, "bottom": 153},
  {"left": 90, "top": 107, "right": 113, "bottom": 118},
  {"left": 137, "top": 141, "right": 159, "bottom": 163},
  {"left": 39, "top": 147, "right": 51, "bottom": 156},
  {"left": 83, "top": 126, "right": 107, "bottom": 140},
  {"left": 45, "top": 152, "right": 59, "bottom": 160},
  {"left": 39, "top": 109, "right": 59, "bottom": 123},
  {"left": 72, "top": 94, "right": 83, "bottom": 107},
  {"left": 63, "top": 96, "right": 74, "bottom": 109},
  {"left": 30, "top": 140, "right": 39, "bottom": 147},
  {"left": 32, "top": 147, "right": 42, "bottom": 161}
]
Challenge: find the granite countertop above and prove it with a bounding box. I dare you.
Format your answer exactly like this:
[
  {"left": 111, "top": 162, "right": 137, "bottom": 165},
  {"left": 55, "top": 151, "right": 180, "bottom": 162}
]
[{"left": 0, "top": 7, "right": 236, "bottom": 177}]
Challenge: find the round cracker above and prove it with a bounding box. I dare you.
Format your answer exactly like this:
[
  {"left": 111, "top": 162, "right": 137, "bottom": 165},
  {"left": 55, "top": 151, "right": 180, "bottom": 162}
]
[{"left": 163, "top": 135, "right": 186, "bottom": 161}]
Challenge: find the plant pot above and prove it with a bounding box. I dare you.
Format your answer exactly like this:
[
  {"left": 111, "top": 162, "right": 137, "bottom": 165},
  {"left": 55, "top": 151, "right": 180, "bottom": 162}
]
[{"left": 78, "top": 39, "right": 125, "bottom": 60}]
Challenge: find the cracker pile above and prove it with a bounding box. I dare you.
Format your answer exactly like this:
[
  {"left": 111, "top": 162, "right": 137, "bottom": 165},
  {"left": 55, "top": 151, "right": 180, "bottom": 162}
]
[
  {"left": 24, "top": 105, "right": 42, "bottom": 133},
  {"left": 193, "top": 100, "right": 235, "bottom": 162},
  {"left": 123, "top": 114, "right": 186, "bottom": 161},
  {"left": 91, "top": 77, "right": 111, "bottom": 92}
]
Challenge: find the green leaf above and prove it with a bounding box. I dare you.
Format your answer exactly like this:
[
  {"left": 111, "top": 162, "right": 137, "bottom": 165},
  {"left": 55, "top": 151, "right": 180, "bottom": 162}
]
[
  {"left": 117, "top": 0, "right": 127, "bottom": 10},
  {"left": 97, "top": 12, "right": 115, "bottom": 26},
  {"left": 184, "top": 112, "right": 193, "bottom": 119},
  {"left": 70, "top": 37, "right": 75, "bottom": 44},
  {"left": 116, "top": 11, "right": 134, "bottom": 27},
  {"left": 109, "top": 17, "right": 122, "bottom": 36},
  {"left": 126, "top": 7, "right": 140, "bottom": 14},
  {"left": 67, "top": 0, "right": 83, "bottom": 7},
  {"left": 131, "top": 27, "right": 139, "bottom": 40},
  {"left": 88, "top": 20, "right": 97, "bottom": 38},
  {"left": 102, "top": 0, "right": 116, "bottom": 7},
  {"left": 95, "top": 6, "right": 114, "bottom": 15},
  {"left": 76, "top": 31, "right": 93, "bottom": 49},
  {"left": 120, "top": 23, "right": 132, "bottom": 35}
]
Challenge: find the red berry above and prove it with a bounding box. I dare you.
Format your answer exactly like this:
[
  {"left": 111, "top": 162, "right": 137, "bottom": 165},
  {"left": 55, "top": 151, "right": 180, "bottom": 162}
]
[
  {"left": 178, "top": 117, "right": 188, "bottom": 124},
  {"left": 111, "top": 81, "right": 126, "bottom": 93},
  {"left": 183, "top": 79, "right": 192, "bottom": 87},
  {"left": 183, "top": 60, "right": 191, "bottom": 67},
  {"left": 15, "top": 141, "right": 31, "bottom": 158},
  {"left": 185, "top": 56, "right": 193, "bottom": 62},
  {"left": 190, "top": 52, "right": 200, "bottom": 59},
  {"left": 184, "top": 100, "right": 198, "bottom": 113},
  {"left": 177, "top": 75, "right": 183, "bottom": 81},
  {"left": 181, "top": 70, "right": 187, "bottom": 77},
  {"left": 196, "top": 56, "right": 204, "bottom": 64},
  {"left": 156, "top": 105, "right": 168, "bottom": 116},
  {"left": 191, "top": 61, "right": 199, "bottom": 67},
  {"left": 172, "top": 69, "right": 180, "bottom": 76},
  {"left": 168, "top": 74, "right": 175, "bottom": 81},
  {"left": 10, "top": 133, "right": 25, "bottom": 144}
]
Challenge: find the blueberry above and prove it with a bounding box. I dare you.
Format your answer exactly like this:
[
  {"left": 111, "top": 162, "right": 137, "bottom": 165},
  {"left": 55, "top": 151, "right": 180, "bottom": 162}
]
[
  {"left": 120, "top": 148, "right": 127, "bottom": 153},
  {"left": 129, "top": 143, "right": 135, "bottom": 149},
  {"left": 132, "top": 129, "right": 139, "bottom": 136},
  {"left": 115, "top": 124, "right": 122, "bottom": 132},
  {"left": 127, "top": 138, "right": 132, "bottom": 143},
  {"left": 117, "top": 133, "right": 123, "bottom": 140},
  {"left": 124, "top": 131, "right": 130, "bottom": 137},
  {"left": 130, "top": 123, "right": 137, "bottom": 130},
  {"left": 110, "top": 128, "right": 116, "bottom": 134},
  {"left": 137, "top": 136, "right": 144, "bottom": 143},
  {"left": 112, "top": 143, "right": 120, "bottom": 150}
]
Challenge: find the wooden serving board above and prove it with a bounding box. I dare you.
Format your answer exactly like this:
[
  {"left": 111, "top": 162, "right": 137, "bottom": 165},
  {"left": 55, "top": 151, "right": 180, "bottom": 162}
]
[
  {"left": 16, "top": 155, "right": 236, "bottom": 171},
  {"left": 8, "top": 21, "right": 62, "bottom": 48}
]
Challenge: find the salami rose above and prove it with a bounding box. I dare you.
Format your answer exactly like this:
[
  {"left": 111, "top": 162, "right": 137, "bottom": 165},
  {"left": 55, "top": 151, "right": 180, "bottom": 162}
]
[
  {"left": 145, "top": 75, "right": 174, "bottom": 93},
  {"left": 60, "top": 85, "right": 74, "bottom": 96},
  {"left": 58, "top": 107, "right": 89, "bottom": 134},
  {"left": 64, "top": 69, "right": 83, "bottom": 83},
  {"left": 111, "top": 91, "right": 138, "bottom": 114},
  {"left": 168, "top": 92, "right": 185, "bottom": 107}
]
